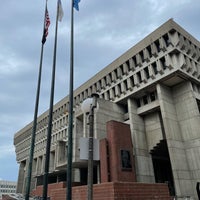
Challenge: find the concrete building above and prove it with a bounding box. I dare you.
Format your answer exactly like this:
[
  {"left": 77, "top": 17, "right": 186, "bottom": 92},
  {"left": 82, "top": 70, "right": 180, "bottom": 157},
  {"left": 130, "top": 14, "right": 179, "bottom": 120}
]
[
  {"left": 14, "top": 19, "right": 200, "bottom": 199},
  {"left": 0, "top": 180, "right": 17, "bottom": 199}
]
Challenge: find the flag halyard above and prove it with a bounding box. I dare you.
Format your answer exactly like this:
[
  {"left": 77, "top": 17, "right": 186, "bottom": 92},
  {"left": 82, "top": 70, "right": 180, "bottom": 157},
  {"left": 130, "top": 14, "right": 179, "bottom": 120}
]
[{"left": 42, "top": 7, "right": 50, "bottom": 44}]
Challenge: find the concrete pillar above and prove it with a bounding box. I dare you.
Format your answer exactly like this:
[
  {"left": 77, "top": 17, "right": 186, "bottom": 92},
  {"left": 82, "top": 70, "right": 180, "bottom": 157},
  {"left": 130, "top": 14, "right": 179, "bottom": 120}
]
[
  {"left": 157, "top": 83, "right": 194, "bottom": 198},
  {"left": 128, "top": 98, "right": 154, "bottom": 183},
  {"left": 173, "top": 81, "right": 200, "bottom": 198},
  {"left": 73, "top": 168, "right": 81, "bottom": 183},
  {"left": 16, "top": 161, "right": 26, "bottom": 193}
]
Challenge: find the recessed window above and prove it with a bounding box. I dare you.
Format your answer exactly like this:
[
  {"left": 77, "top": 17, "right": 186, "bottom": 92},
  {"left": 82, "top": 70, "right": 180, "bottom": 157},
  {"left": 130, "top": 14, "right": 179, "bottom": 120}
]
[
  {"left": 147, "top": 45, "right": 152, "bottom": 57},
  {"left": 137, "top": 72, "right": 142, "bottom": 83},
  {"left": 144, "top": 67, "right": 150, "bottom": 79},
  {"left": 152, "top": 62, "right": 158, "bottom": 74},
  {"left": 196, "top": 99, "right": 200, "bottom": 113},
  {"left": 150, "top": 92, "right": 156, "bottom": 101},
  {"left": 163, "top": 34, "right": 170, "bottom": 47},
  {"left": 160, "top": 57, "right": 167, "bottom": 70},
  {"left": 155, "top": 40, "right": 160, "bottom": 52},
  {"left": 143, "top": 95, "right": 148, "bottom": 105},
  {"left": 136, "top": 99, "right": 141, "bottom": 107}
]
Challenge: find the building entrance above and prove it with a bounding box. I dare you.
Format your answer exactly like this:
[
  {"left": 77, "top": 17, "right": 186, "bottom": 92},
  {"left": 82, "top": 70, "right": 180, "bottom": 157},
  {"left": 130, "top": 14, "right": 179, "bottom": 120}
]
[{"left": 151, "top": 139, "right": 175, "bottom": 196}]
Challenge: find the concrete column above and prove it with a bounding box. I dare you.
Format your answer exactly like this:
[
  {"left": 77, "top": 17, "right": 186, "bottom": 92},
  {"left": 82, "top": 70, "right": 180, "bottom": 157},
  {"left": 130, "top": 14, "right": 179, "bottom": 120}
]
[
  {"left": 128, "top": 98, "right": 154, "bottom": 183},
  {"left": 22, "top": 159, "right": 28, "bottom": 195},
  {"left": 157, "top": 83, "right": 194, "bottom": 198},
  {"left": 73, "top": 168, "right": 80, "bottom": 183},
  {"left": 16, "top": 161, "right": 26, "bottom": 193},
  {"left": 173, "top": 81, "right": 200, "bottom": 199},
  {"left": 73, "top": 117, "right": 83, "bottom": 162}
]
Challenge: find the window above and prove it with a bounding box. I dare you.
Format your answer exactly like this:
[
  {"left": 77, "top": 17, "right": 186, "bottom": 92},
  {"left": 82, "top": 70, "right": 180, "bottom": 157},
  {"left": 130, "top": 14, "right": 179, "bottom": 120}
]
[
  {"left": 139, "top": 51, "right": 144, "bottom": 62},
  {"left": 150, "top": 92, "right": 156, "bottom": 101},
  {"left": 152, "top": 62, "right": 158, "bottom": 74},
  {"left": 144, "top": 67, "right": 150, "bottom": 79},
  {"left": 136, "top": 99, "right": 141, "bottom": 107},
  {"left": 163, "top": 33, "right": 170, "bottom": 47},
  {"left": 143, "top": 95, "right": 148, "bottom": 105},
  {"left": 155, "top": 40, "right": 161, "bottom": 52},
  {"left": 160, "top": 57, "right": 167, "bottom": 70},
  {"left": 133, "top": 56, "right": 137, "bottom": 67},
  {"left": 147, "top": 45, "right": 152, "bottom": 57},
  {"left": 196, "top": 99, "right": 200, "bottom": 113},
  {"left": 137, "top": 72, "right": 142, "bottom": 83}
]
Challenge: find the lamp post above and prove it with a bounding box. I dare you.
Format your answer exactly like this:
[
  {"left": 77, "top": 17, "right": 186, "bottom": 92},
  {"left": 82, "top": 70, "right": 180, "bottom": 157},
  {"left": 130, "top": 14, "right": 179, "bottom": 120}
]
[{"left": 81, "top": 94, "right": 99, "bottom": 200}]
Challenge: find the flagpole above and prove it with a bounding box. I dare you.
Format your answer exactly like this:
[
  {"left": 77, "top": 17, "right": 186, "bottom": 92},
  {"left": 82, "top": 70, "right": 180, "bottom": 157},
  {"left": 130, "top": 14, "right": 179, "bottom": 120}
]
[
  {"left": 25, "top": 1, "right": 47, "bottom": 199},
  {"left": 42, "top": 1, "right": 59, "bottom": 199},
  {"left": 66, "top": 0, "right": 74, "bottom": 199}
]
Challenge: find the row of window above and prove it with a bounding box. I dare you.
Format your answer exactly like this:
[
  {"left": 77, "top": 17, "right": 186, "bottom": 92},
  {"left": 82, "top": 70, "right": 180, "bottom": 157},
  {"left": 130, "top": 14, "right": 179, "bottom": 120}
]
[
  {"left": 0, "top": 189, "right": 16, "bottom": 193},
  {"left": 76, "top": 57, "right": 171, "bottom": 103},
  {"left": 32, "top": 156, "right": 44, "bottom": 174},
  {"left": 31, "top": 102, "right": 68, "bottom": 134},
  {"left": 181, "top": 54, "right": 200, "bottom": 78},
  {"left": 16, "top": 119, "right": 68, "bottom": 161},
  {"left": 75, "top": 34, "right": 175, "bottom": 106},
  {"left": 74, "top": 32, "right": 200, "bottom": 108},
  {"left": 14, "top": 127, "right": 32, "bottom": 146},
  {"left": 178, "top": 33, "right": 200, "bottom": 61},
  {"left": 99, "top": 55, "right": 172, "bottom": 102},
  {"left": 16, "top": 109, "right": 67, "bottom": 152},
  {"left": 132, "top": 33, "right": 171, "bottom": 65},
  {"left": 31, "top": 150, "right": 57, "bottom": 174},
  {"left": 136, "top": 91, "right": 157, "bottom": 108},
  {"left": 52, "top": 116, "right": 68, "bottom": 132},
  {"left": 0, "top": 185, "right": 16, "bottom": 189},
  {"left": 16, "top": 110, "right": 68, "bottom": 158},
  {"left": 34, "top": 128, "right": 68, "bottom": 155},
  {"left": 15, "top": 134, "right": 31, "bottom": 152}
]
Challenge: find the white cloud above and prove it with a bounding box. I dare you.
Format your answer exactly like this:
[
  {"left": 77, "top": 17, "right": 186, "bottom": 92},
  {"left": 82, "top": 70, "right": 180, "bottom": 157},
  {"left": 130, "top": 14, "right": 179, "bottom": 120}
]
[{"left": 0, "top": 144, "right": 15, "bottom": 159}]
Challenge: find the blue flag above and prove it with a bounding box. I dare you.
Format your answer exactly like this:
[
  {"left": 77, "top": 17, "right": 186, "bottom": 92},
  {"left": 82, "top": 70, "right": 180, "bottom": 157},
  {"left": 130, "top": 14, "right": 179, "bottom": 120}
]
[{"left": 73, "top": 0, "right": 81, "bottom": 11}]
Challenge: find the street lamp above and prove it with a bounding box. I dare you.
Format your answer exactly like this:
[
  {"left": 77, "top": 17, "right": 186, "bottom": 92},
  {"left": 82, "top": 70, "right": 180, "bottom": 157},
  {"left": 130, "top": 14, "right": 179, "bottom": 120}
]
[{"left": 81, "top": 93, "right": 99, "bottom": 200}]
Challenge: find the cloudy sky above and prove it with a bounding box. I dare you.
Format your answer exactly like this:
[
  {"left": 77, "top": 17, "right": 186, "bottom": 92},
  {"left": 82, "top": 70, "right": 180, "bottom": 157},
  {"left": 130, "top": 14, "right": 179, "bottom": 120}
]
[{"left": 0, "top": 0, "right": 200, "bottom": 182}]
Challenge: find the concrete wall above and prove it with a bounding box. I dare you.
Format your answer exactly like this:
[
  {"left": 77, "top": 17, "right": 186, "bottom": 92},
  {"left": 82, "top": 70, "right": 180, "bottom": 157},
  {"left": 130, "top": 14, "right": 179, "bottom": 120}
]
[
  {"left": 95, "top": 99, "right": 125, "bottom": 140},
  {"left": 144, "top": 112, "right": 163, "bottom": 152}
]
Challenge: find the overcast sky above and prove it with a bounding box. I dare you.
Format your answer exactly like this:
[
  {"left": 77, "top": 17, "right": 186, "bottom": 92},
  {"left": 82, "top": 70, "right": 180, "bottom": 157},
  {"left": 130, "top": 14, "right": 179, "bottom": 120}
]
[{"left": 0, "top": 0, "right": 200, "bottom": 182}]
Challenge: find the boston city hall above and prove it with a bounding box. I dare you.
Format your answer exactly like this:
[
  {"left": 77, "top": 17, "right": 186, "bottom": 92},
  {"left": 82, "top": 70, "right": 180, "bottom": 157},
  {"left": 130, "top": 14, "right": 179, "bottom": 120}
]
[{"left": 14, "top": 19, "right": 200, "bottom": 199}]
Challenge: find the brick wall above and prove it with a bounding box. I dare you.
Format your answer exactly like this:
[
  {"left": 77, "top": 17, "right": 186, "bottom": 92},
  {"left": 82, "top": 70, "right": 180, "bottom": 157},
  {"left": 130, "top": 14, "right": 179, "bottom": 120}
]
[
  {"left": 32, "top": 182, "right": 171, "bottom": 200},
  {"left": 31, "top": 182, "right": 66, "bottom": 198},
  {"left": 2, "top": 195, "right": 16, "bottom": 200},
  {"left": 100, "top": 120, "right": 136, "bottom": 182},
  {"left": 72, "top": 182, "right": 171, "bottom": 200},
  {"left": 100, "top": 138, "right": 110, "bottom": 182}
]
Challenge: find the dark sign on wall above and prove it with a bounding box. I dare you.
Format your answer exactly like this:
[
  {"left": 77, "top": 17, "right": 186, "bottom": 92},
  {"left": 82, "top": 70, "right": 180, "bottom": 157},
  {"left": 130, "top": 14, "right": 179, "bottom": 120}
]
[{"left": 121, "top": 150, "right": 132, "bottom": 170}]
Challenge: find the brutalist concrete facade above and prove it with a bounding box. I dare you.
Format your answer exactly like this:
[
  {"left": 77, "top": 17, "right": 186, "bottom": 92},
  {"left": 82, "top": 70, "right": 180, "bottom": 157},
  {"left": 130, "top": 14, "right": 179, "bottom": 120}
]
[{"left": 14, "top": 19, "right": 200, "bottom": 199}]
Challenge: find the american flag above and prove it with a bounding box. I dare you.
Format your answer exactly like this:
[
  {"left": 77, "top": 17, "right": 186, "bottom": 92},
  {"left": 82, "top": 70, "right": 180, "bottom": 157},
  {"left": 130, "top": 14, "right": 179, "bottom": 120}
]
[{"left": 42, "top": 8, "right": 50, "bottom": 44}]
